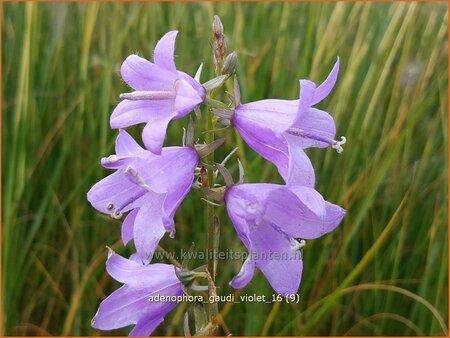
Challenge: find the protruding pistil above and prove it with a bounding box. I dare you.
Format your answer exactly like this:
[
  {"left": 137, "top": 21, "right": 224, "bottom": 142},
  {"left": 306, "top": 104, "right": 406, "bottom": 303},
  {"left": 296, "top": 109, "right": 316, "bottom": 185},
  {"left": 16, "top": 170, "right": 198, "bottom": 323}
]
[
  {"left": 119, "top": 90, "right": 176, "bottom": 101},
  {"left": 287, "top": 128, "right": 346, "bottom": 153},
  {"left": 212, "top": 15, "right": 227, "bottom": 74}
]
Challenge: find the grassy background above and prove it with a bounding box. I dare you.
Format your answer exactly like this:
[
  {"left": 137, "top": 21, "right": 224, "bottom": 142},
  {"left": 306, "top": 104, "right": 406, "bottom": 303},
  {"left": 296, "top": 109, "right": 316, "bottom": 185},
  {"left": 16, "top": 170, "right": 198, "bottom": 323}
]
[{"left": 2, "top": 2, "right": 448, "bottom": 336}]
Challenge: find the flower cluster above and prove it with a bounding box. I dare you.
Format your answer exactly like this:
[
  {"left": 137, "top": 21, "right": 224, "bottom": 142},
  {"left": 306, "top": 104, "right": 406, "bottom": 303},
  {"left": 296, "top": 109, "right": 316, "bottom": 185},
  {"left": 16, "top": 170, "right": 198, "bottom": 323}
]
[{"left": 88, "top": 18, "right": 345, "bottom": 336}]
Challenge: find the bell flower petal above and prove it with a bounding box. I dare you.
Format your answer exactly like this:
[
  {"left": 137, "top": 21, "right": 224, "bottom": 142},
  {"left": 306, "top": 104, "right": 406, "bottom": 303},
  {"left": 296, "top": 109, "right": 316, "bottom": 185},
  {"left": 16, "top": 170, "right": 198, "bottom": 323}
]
[
  {"left": 92, "top": 250, "right": 183, "bottom": 336},
  {"left": 309, "top": 57, "right": 340, "bottom": 106},
  {"left": 285, "top": 135, "right": 315, "bottom": 187},
  {"left": 113, "top": 31, "right": 206, "bottom": 154},
  {"left": 232, "top": 58, "right": 341, "bottom": 184},
  {"left": 225, "top": 183, "right": 345, "bottom": 295},
  {"left": 232, "top": 118, "right": 290, "bottom": 182},
  {"left": 87, "top": 168, "right": 148, "bottom": 215},
  {"left": 133, "top": 193, "right": 168, "bottom": 264},
  {"left": 249, "top": 221, "right": 303, "bottom": 296},
  {"left": 130, "top": 146, "right": 199, "bottom": 199},
  {"left": 154, "top": 30, "right": 178, "bottom": 73},
  {"left": 102, "top": 129, "right": 148, "bottom": 169},
  {"left": 289, "top": 185, "right": 346, "bottom": 238},
  {"left": 106, "top": 248, "right": 176, "bottom": 285},
  {"left": 110, "top": 99, "right": 174, "bottom": 130},
  {"left": 141, "top": 111, "right": 177, "bottom": 155},
  {"left": 225, "top": 183, "right": 276, "bottom": 226},
  {"left": 289, "top": 107, "right": 337, "bottom": 149},
  {"left": 287, "top": 58, "right": 341, "bottom": 150},
  {"left": 128, "top": 316, "right": 164, "bottom": 337},
  {"left": 229, "top": 257, "right": 255, "bottom": 289},
  {"left": 263, "top": 185, "right": 345, "bottom": 240},
  {"left": 88, "top": 131, "right": 199, "bottom": 262},
  {"left": 297, "top": 79, "right": 316, "bottom": 112},
  {"left": 122, "top": 208, "right": 138, "bottom": 246},
  {"left": 178, "top": 70, "right": 205, "bottom": 97},
  {"left": 116, "top": 129, "right": 145, "bottom": 157},
  {"left": 120, "top": 54, "right": 176, "bottom": 91},
  {"left": 174, "top": 78, "right": 205, "bottom": 117},
  {"left": 233, "top": 99, "right": 298, "bottom": 133}
]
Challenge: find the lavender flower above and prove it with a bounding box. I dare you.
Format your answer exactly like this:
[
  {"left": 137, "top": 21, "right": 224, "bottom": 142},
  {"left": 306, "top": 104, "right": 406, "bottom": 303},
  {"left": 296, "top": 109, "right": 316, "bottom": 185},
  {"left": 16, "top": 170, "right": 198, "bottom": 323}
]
[
  {"left": 225, "top": 183, "right": 345, "bottom": 296},
  {"left": 87, "top": 130, "right": 199, "bottom": 263},
  {"left": 111, "top": 31, "right": 206, "bottom": 154},
  {"left": 228, "top": 59, "right": 344, "bottom": 186},
  {"left": 91, "top": 249, "right": 183, "bottom": 336}
]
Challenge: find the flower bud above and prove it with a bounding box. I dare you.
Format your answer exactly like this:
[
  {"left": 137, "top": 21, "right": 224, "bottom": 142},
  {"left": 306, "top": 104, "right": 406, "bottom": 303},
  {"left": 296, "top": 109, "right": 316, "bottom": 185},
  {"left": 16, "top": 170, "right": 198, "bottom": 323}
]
[
  {"left": 221, "top": 52, "right": 237, "bottom": 75},
  {"left": 175, "top": 267, "right": 197, "bottom": 285},
  {"left": 175, "top": 266, "right": 210, "bottom": 293},
  {"left": 212, "top": 15, "right": 226, "bottom": 73},
  {"left": 212, "top": 15, "right": 224, "bottom": 39}
]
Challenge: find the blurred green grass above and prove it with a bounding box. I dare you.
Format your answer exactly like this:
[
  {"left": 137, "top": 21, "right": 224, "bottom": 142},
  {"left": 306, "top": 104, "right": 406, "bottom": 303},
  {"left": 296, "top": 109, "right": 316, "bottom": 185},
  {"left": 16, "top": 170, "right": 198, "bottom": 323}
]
[{"left": 2, "top": 2, "right": 448, "bottom": 336}]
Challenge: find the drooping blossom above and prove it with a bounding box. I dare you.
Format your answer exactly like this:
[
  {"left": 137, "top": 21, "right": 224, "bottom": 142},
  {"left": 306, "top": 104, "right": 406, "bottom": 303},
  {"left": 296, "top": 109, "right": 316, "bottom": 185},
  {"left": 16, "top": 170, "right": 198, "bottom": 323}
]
[
  {"left": 92, "top": 249, "right": 183, "bottom": 336},
  {"left": 111, "top": 31, "right": 206, "bottom": 154},
  {"left": 227, "top": 58, "right": 344, "bottom": 187},
  {"left": 87, "top": 130, "right": 199, "bottom": 263},
  {"left": 225, "top": 183, "right": 345, "bottom": 296}
]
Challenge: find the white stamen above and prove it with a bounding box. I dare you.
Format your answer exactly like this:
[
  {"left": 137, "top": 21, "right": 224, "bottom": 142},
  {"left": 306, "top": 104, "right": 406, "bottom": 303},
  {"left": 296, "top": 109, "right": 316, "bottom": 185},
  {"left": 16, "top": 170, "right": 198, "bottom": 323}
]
[
  {"left": 103, "top": 154, "right": 120, "bottom": 164},
  {"left": 291, "top": 239, "right": 306, "bottom": 251},
  {"left": 111, "top": 210, "right": 123, "bottom": 219},
  {"left": 331, "top": 136, "right": 346, "bottom": 154},
  {"left": 169, "top": 229, "right": 176, "bottom": 239}
]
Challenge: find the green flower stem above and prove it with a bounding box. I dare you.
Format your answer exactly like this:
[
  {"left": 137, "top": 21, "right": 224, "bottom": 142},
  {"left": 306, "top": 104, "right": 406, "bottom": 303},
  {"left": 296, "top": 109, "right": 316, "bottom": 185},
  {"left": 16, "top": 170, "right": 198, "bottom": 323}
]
[
  {"left": 204, "top": 109, "right": 216, "bottom": 281},
  {"left": 202, "top": 96, "right": 219, "bottom": 336}
]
